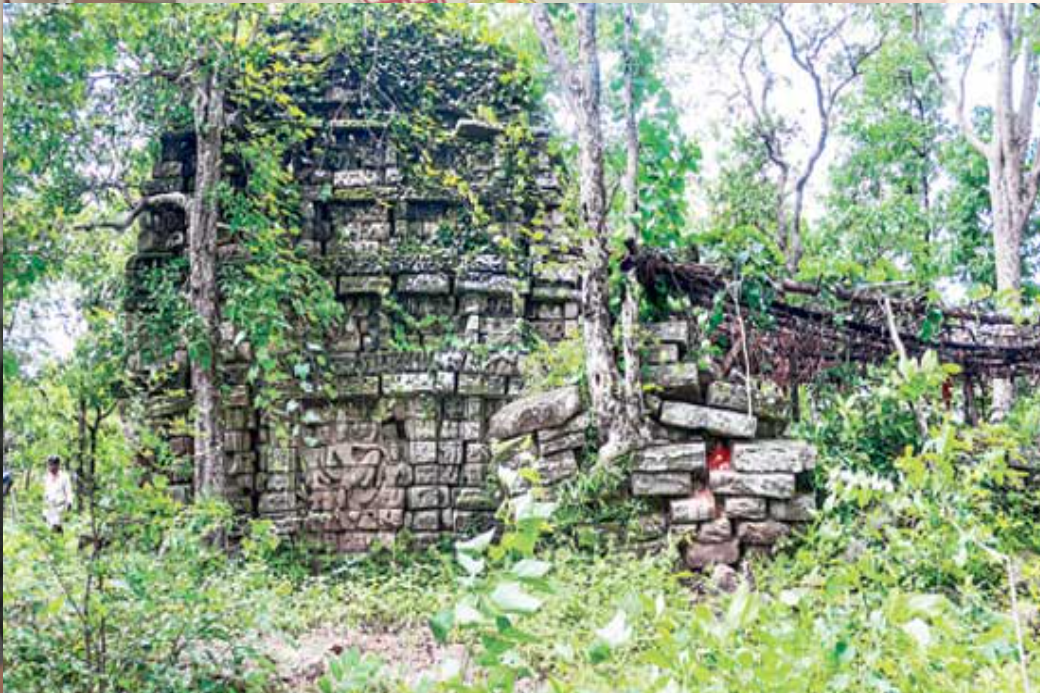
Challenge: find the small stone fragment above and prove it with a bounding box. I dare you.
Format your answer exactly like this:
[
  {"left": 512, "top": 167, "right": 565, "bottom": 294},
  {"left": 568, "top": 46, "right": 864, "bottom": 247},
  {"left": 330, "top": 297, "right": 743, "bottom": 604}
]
[{"left": 712, "top": 564, "right": 742, "bottom": 594}]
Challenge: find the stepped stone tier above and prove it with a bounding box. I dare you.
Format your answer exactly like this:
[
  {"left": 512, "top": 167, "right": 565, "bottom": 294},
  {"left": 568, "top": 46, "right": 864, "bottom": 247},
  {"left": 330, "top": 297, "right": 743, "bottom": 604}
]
[{"left": 128, "top": 18, "right": 817, "bottom": 568}]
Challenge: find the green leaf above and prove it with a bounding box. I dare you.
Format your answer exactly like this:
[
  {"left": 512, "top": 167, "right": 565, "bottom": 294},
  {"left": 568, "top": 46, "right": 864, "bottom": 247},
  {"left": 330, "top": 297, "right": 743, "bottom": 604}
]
[
  {"left": 594, "top": 610, "right": 632, "bottom": 650},
  {"left": 457, "top": 551, "right": 486, "bottom": 577},
  {"left": 429, "top": 608, "right": 455, "bottom": 644},
  {"left": 457, "top": 529, "right": 496, "bottom": 555},
  {"left": 490, "top": 583, "right": 543, "bottom": 615},
  {"left": 511, "top": 559, "right": 551, "bottom": 581}
]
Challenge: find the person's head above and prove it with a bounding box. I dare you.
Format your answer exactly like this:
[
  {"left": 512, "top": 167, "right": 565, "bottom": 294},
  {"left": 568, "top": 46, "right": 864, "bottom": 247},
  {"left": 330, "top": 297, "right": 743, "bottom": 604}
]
[{"left": 47, "top": 456, "right": 61, "bottom": 474}]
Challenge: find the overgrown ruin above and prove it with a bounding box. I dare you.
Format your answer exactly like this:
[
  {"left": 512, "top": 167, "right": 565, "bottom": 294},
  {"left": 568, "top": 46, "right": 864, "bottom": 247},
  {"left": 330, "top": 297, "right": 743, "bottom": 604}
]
[{"left": 127, "top": 16, "right": 927, "bottom": 570}]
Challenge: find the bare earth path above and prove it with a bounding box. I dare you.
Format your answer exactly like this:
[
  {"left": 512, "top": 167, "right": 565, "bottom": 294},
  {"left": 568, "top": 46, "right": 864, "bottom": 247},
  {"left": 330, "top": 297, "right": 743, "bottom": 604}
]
[{"left": 263, "top": 626, "right": 467, "bottom": 690}]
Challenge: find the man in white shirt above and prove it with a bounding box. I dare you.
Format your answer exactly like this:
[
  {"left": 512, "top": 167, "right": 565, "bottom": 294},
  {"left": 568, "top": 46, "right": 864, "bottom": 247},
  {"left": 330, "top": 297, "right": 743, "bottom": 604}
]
[{"left": 43, "top": 456, "right": 74, "bottom": 533}]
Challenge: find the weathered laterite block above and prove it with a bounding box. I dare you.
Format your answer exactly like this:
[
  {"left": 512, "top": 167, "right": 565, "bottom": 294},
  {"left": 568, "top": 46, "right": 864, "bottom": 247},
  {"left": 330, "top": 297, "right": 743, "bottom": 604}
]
[
  {"left": 707, "top": 381, "right": 791, "bottom": 422},
  {"left": 632, "top": 472, "right": 694, "bottom": 498},
  {"left": 488, "top": 387, "right": 583, "bottom": 441},
  {"left": 634, "top": 442, "right": 707, "bottom": 473},
  {"left": 645, "top": 363, "right": 703, "bottom": 402},
  {"left": 659, "top": 402, "right": 758, "bottom": 439},
  {"left": 670, "top": 492, "right": 717, "bottom": 524},
  {"left": 709, "top": 471, "right": 797, "bottom": 499},
  {"left": 732, "top": 440, "right": 816, "bottom": 474}
]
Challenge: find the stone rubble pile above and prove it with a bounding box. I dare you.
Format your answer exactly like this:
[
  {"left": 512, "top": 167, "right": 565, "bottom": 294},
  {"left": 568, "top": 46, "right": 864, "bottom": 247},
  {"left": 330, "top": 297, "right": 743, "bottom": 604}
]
[{"left": 485, "top": 322, "right": 819, "bottom": 570}]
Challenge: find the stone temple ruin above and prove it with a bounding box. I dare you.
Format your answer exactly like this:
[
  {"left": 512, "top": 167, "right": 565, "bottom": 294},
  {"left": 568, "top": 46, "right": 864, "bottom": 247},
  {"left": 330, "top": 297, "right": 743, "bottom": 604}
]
[{"left": 130, "top": 17, "right": 818, "bottom": 570}]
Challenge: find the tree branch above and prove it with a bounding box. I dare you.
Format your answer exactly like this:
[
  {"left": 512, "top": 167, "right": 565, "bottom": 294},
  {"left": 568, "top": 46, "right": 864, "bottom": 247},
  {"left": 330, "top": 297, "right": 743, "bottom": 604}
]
[
  {"left": 75, "top": 193, "right": 189, "bottom": 232},
  {"left": 915, "top": 5, "right": 991, "bottom": 159},
  {"left": 529, "top": 5, "right": 581, "bottom": 116}
]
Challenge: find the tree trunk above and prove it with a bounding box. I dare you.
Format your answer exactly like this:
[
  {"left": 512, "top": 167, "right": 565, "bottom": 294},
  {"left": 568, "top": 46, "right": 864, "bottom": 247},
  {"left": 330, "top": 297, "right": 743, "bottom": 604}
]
[
  {"left": 189, "top": 73, "right": 227, "bottom": 500},
  {"left": 986, "top": 5, "right": 1038, "bottom": 419},
  {"left": 529, "top": 4, "right": 641, "bottom": 462},
  {"left": 573, "top": 5, "right": 640, "bottom": 462},
  {"left": 921, "top": 4, "right": 1038, "bottom": 419},
  {"left": 620, "top": 3, "right": 645, "bottom": 429},
  {"left": 990, "top": 166, "right": 1027, "bottom": 418}
]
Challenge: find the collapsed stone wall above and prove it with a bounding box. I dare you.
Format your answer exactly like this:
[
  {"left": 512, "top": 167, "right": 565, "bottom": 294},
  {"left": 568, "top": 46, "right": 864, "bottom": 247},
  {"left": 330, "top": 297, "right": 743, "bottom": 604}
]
[
  {"left": 489, "top": 323, "right": 818, "bottom": 571},
  {"left": 130, "top": 19, "right": 817, "bottom": 569},
  {"left": 130, "top": 21, "right": 586, "bottom": 552}
]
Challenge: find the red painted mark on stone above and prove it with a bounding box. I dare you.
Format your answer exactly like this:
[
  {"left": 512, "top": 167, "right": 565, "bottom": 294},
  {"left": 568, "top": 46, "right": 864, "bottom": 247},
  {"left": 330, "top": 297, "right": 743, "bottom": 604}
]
[{"left": 708, "top": 443, "right": 732, "bottom": 472}]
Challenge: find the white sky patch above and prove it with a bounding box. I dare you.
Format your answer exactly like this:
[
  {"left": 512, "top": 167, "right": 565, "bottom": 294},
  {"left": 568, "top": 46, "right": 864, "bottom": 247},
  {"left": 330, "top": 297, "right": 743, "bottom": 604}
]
[{"left": 6, "top": 281, "right": 87, "bottom": 375}]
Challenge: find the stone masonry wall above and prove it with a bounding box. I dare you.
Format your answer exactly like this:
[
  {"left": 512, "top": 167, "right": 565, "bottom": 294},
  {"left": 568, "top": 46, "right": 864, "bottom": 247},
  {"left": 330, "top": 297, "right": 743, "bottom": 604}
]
[
  {"left": 129, "top": 27, "right": 585, "bottom": 552},
  {"left": 130, "top": 22, "right": 817, "bottom": 568},
  {"left": 489, "top": 323, "right": 817, "bottom": 571},
  {"left": 133, "top": 120, "right": 580, "bottom": 551}
]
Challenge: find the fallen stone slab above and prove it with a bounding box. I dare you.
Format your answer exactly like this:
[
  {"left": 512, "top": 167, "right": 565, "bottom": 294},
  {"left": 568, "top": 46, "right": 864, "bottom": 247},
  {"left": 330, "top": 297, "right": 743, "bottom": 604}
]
[
  {"left": 632, "top": 472, "right": 694, "bottom": 497},
  {"left": 684, "top": 539, "right": 741, "bottom": 569},
  {"left": 706, "top": 381, "right": 790, "bottom": 422},
  {"left": 489, "top": 386, "right": 583, "bottom": 441},
  {"left": 634, "top": 442, "right": 707, "bottom": 473},
  {"left": 732, "top": 440, "right": 817, "bottom": 474},
  {"left": 709, "top": 471, "right": 796, "bottom": 499},
  {"left": 659, "top": 402, "right": 758, "bottom": 438}
]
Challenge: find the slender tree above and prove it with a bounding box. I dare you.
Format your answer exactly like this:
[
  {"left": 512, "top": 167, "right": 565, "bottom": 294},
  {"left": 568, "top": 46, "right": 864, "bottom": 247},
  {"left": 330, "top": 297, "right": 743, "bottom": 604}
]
[
  {"left": 63, "top": 6, "right": 250, "bottom": 498},
  {"left": 530, "top": 4, "right": 641, "bottom": 462},
  {"left": 619, "top": 3, "right": 646, "bottom": 429},
  {"left": 185, "top": 70, "right": 227, "bottom": 499},
  {"left": 918, "top": 4, "right": 1040, "bottom": 416}
]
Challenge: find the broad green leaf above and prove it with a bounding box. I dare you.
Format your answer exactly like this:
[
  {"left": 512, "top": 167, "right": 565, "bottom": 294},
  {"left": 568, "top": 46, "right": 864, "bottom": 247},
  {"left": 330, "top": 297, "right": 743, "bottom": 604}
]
[
  {"left": 457, "top": 529, "right": 496, "bottom": 555},
  {"left": 490, "top": 583, "right": 543, "bottom": 615},
  {"left": 595, "top": 610, "right": 633, "bottom": 650},
  {"left": 511, "top": 559, "right": 551, "bottom": 580}
]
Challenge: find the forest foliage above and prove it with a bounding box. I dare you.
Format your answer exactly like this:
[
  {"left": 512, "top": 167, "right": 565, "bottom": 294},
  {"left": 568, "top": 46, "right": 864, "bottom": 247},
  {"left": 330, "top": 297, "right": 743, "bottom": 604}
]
[{"left": 3, "top": 3, "right": 1038, "bottom": 693}]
